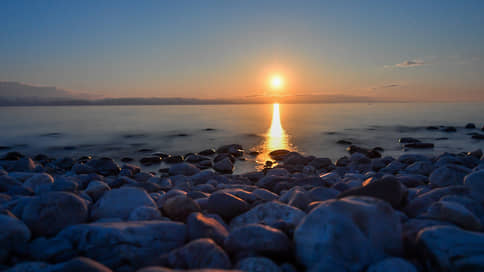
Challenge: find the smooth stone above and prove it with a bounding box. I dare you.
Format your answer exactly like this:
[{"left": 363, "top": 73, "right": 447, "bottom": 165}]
[
  {"left": 23, "top": 173, "right": 54, "bottom": 193},
  {"left": 86, "top": 158, "right": 120, "bottom": 176},
  {"left": 405, "top": 161, "right": 434, "bottom": 176},
  {"left": 417, "top": 226, "right": 484, "bottom": 271},
  {"left": 465, "top": 123, "right": 477, "bottom": 129},
  {"left": 187, "top": 212, "right": 229, "bottom": 246},
  {"left": 208, "top": 192, "right": 249, "bottom": 220},
  {"left": 464, "top": 170, "right": 484, "bottom": 196},
  {"left": 58, "top": 221, "right": 186, "bottom": 269},
  {"left": 45, "top": 257, "right": 113, "bottom": 272},
  {"left": 338, "top": 176, "right": 406, "bottom": 209},
  {"left": 367, "top": 257, "right": 417, "bottom": 272},
  {"left": 399, "top": 137, "right": 421, "bottom": 143},
  {"left": 85, "top": 181, "right": 111, "bottom": 201},
  {"left": 168, "top": 238, "right": 231, "bottom": 269},
  {"left": 252, "top": 188, "right": 279, "bottom": 201},
  {"left": 91, "top": 187, "right": 157, "bottom": 220},
  {"left": 404, "top": 142, "right": 434, "bottom": 149},
  {"left": 22, "top": 192, "right": 88, "bottom": 237},
  {"left": 128, "top": 206, "right": 163, "bottom": 221},
  {"left": 236, "top": 257, "right": 282, "bottom": 272},
  {"left": 294, "top": 197, "right": 402, "bottom": 271},
  {"left": 225, "top": 224, "right": 291, "bottom": 257},
  {"left": 161, "top": 195, "right": 200, "bottom": 221},
  {"left": 429, "top": 165, "right": 471, "bottom": 188},
  {"left": 213, "top": 157, "right": 234, "bottom": 174},
  {"left": 217, "top": 144, "right": 244, "bottom": 157},
  {"left": 29, "top": 237, "right": 74, "bottom": 262},
  {"left": 230, "top": 201, "right": 305, "bottom": 230},
  {"left": 168, "top": 163, "right": 200, "bottom": 176},
  {"left": 0, "top": 214, "right": 31, "bottom": 263},
  {"left": 405, "top": 186, "right": 471, "bottom": 217},
  {"left": 398, "top": 154, "right": 430, "bottom": 164},
  {"left": 402, "top": 218, "right": 452, "bottom": 254},
  {"left": 423, "top": 200, "right": 481, "bottom": 231}
]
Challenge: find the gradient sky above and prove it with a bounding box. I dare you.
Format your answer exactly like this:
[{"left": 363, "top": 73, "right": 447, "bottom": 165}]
[{"left": 1, "top": 0, "right": 483, "bottom": 101}]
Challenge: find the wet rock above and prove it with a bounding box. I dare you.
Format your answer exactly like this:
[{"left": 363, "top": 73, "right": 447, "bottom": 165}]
[
  {"left": 367, "top": 258, "right": 417, "bottom": 272},
  {"left": 161, "top": 195, "right": 200, "bottom": 221},
  {"left": 472, "top": 133, "right": 484, "bottom": 139},
  {"left": 417, "top": 226, "right": 484, "bottom": 271},
  {"left": 91, "top": 187, "right": 157, "bottom": 220},
  {"left": 252, "top": 188, "right": 279, "bottom": 201},
  {"left": 168, "top": 238, "right": 231, "bottom": 269},
  {"left": 230, "top": 201, "right": 305, "bottom": 230},
  {"left": 58, "top": 221, "right": 186, "bottom": 269},
  {"left": 187, "top": 212, "right": 229, "bottom": 246},
  {"left": 465, "top": 123, "right": 476, "bottom": 129},
  {"left": 269, "top": 149, "right": 291, "bottom": 160},
  {"left": 86, "top": 158, "right": 120, "bottom": 176},
  {"left": 236, "top": 257, "right": 282, "bottom": 272},
  {"left": 22, "top": 192, "right": 88, "bottom": 237},
  {"left": 404, "top": 142, "right": 434, "bottom": 149},
  {"left": 164, "top": 155, "right": 184, "bottom": 164},
  {"left": 338, "top": 176, "right": 406, "bottom": 208},
  {"left": 429, "top": 165, "right": 471, "bottom": 188},
  {"left": 347, "top": 145, "right": 381, "bottom": 158},
  {"left": 140, "top": 156, "right": 162, "bottom": 166},
  {"left": 121, "top": 157, "right": 134, "bottom": 163},
  {"left": 0, "top": 214, "right": 31, "bottom": 263},
  {"left": 399, "top": 137, "right": 421, "bottom": 143},
  {"left": 225, "top": 224, "right": 291, "bottom": 257},
  {"left": 405, "top": 161, "right": 434, "bottom": 176},
  {"left": 208, "top": 192, "right": 249, "bottom": 220},
  {"left": 199, "top": 149, "right": 216, "bottom": 156},
  {"left": 398, "top": 154, "right": 431, "bottom": 164},
  {"left": 294, "top": 197, "right": 402, "bottom": 271},
  {"left": 217, "top": 144, "right": 244, "bottom": 157},
  {"left": 404, "top": 186, "right": 470, "bottom": 217},
  {"left": 423, "top": 200, "right": 481, "bottom": 231},
  {"left": 441, "top": 126, "right": 457, "bottom": 132},
  {"left": 168, "top": 163, "right": 200, "bottom": 176},
  {"left": 213, "top": 157, "right": 234, "bottom": 174}
]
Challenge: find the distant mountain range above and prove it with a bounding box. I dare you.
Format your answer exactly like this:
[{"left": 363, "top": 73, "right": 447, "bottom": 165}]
[{"left": 0, "top": 81, "right": 396, "bottom": 106}]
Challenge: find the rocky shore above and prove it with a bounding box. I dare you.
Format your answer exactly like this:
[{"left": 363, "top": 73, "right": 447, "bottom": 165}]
[{"left": 1, "top": 143, "right": 484, "bottom": 272}]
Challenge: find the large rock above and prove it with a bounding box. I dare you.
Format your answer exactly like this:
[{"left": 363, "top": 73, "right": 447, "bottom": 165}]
[
  {"left": 404, "top": 186, "right": 471, "bottom": 217},
  {"left": 464, "top": 170, "right": 484, "bottom": 197},
  {"left": 85, "top": 181, "right": 111, "bottom": 201},
  {"left": 366, "top": 257, "right": 417, "bottom": 272},
  {"left": 168, "top": 163, "right": 200, "bottom": 176},
  {"left": 294, "top": 197, "right": 402, "bottom": 271},
  {"left": 86, "top": 158, "right": 120, "bottom": 176},
  {"left": 0, "top": 214, "right": 31, "bottom": 263},
  {"left": 187, "top": 212, "right": 229, "bottom": 246},
  {"left": 58, "top": 221, "right": 186, "bottom": 269},
  {"left": 29, "top": 237, "right": 74, "bottom": 262},
  {"left": 429, "top": 165, "right": 471, "bottom": 188},
  {"left": 23, "top": 173, "right": 54, "bottom": 193},
  {"left": 168, "top": 238, "right": 231, "bottom": 269},
  {"left": 230, "top": 201, "right": 305, "bottom": 230},
  {"left": 91, "top": 187, "right": 157, "bottom": 220},
  {"left": 236, "top": 257, "right": 281, "bottom": 272},
  {"left": 208, "top": 192, "right": 249, "bottom": 220},
  {"left": 338, "top": 176, "right": 406, "bottom": 208},
  {"left": 21, "top": 192, "right": 88, "bottom": 236},
  {"left": 42, "top": 257, "right": 112, "bottom": 272},
  {"left": 213, "top": 157, "right": 234, "bottom": 174},
  {"left": 225, "top": 224, "right": 291, "bottom": 257},
  {"left": 417, "top": 225, "right": 484, "bottom": 271},
  {"left": 423, "top": 200, "right": 481, "bottom": 231}
]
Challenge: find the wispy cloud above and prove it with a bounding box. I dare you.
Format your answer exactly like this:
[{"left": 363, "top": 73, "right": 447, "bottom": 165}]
[{"left": 385, "top": 59, "right": 426, "bottom": 69}]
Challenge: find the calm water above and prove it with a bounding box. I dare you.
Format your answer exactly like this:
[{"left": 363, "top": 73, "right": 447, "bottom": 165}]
[{"left": 0, "top": 103, "right": 483, "bottom": 173}]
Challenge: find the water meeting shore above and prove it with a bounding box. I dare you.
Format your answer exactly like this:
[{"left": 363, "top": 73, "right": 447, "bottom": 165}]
[{"left": 1, "top": 140, "right": 484, "bottom": 272}]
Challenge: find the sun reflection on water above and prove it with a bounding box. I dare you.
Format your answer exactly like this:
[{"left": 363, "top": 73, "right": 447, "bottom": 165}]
[{"left": 255, "top": 103, "right": 292, "bottom": 168}]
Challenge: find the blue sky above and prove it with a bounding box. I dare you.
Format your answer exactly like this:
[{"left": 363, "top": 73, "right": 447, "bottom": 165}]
[{"left": 1, "top": 0, "right": 483, "bottom": 101}]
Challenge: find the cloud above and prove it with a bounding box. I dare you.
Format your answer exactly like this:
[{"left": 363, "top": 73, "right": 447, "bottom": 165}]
[{"left": 385, "top": 59, "right": 426, "bottom": 68}]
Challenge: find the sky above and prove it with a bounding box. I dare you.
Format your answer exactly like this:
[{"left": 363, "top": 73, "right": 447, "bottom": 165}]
[{"left": 1, "top": 0, "right": 483, "bottom": 101}]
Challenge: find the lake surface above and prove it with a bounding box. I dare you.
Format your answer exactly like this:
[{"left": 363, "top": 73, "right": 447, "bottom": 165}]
[{"left": 0, "top": 103, "right": 483, "bottom": 173}]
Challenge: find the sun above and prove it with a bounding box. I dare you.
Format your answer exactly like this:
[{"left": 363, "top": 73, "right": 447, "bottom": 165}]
[{"left": 270, "top": 75, "right": 284, "bottom": 89}]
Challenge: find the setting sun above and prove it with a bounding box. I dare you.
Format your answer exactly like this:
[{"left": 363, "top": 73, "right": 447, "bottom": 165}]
[{"left": 270, "top": 75, "right": 284, "bottom": 89}]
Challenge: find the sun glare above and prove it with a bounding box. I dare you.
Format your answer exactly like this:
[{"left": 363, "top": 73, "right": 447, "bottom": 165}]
[{"left": 270, "top": 75, "right": 284, "bottom": 89}]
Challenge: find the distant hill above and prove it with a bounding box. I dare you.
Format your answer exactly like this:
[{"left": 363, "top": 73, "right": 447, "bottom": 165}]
[{"left": 0, "top": 81, "right": 397, "bottom": 106}]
